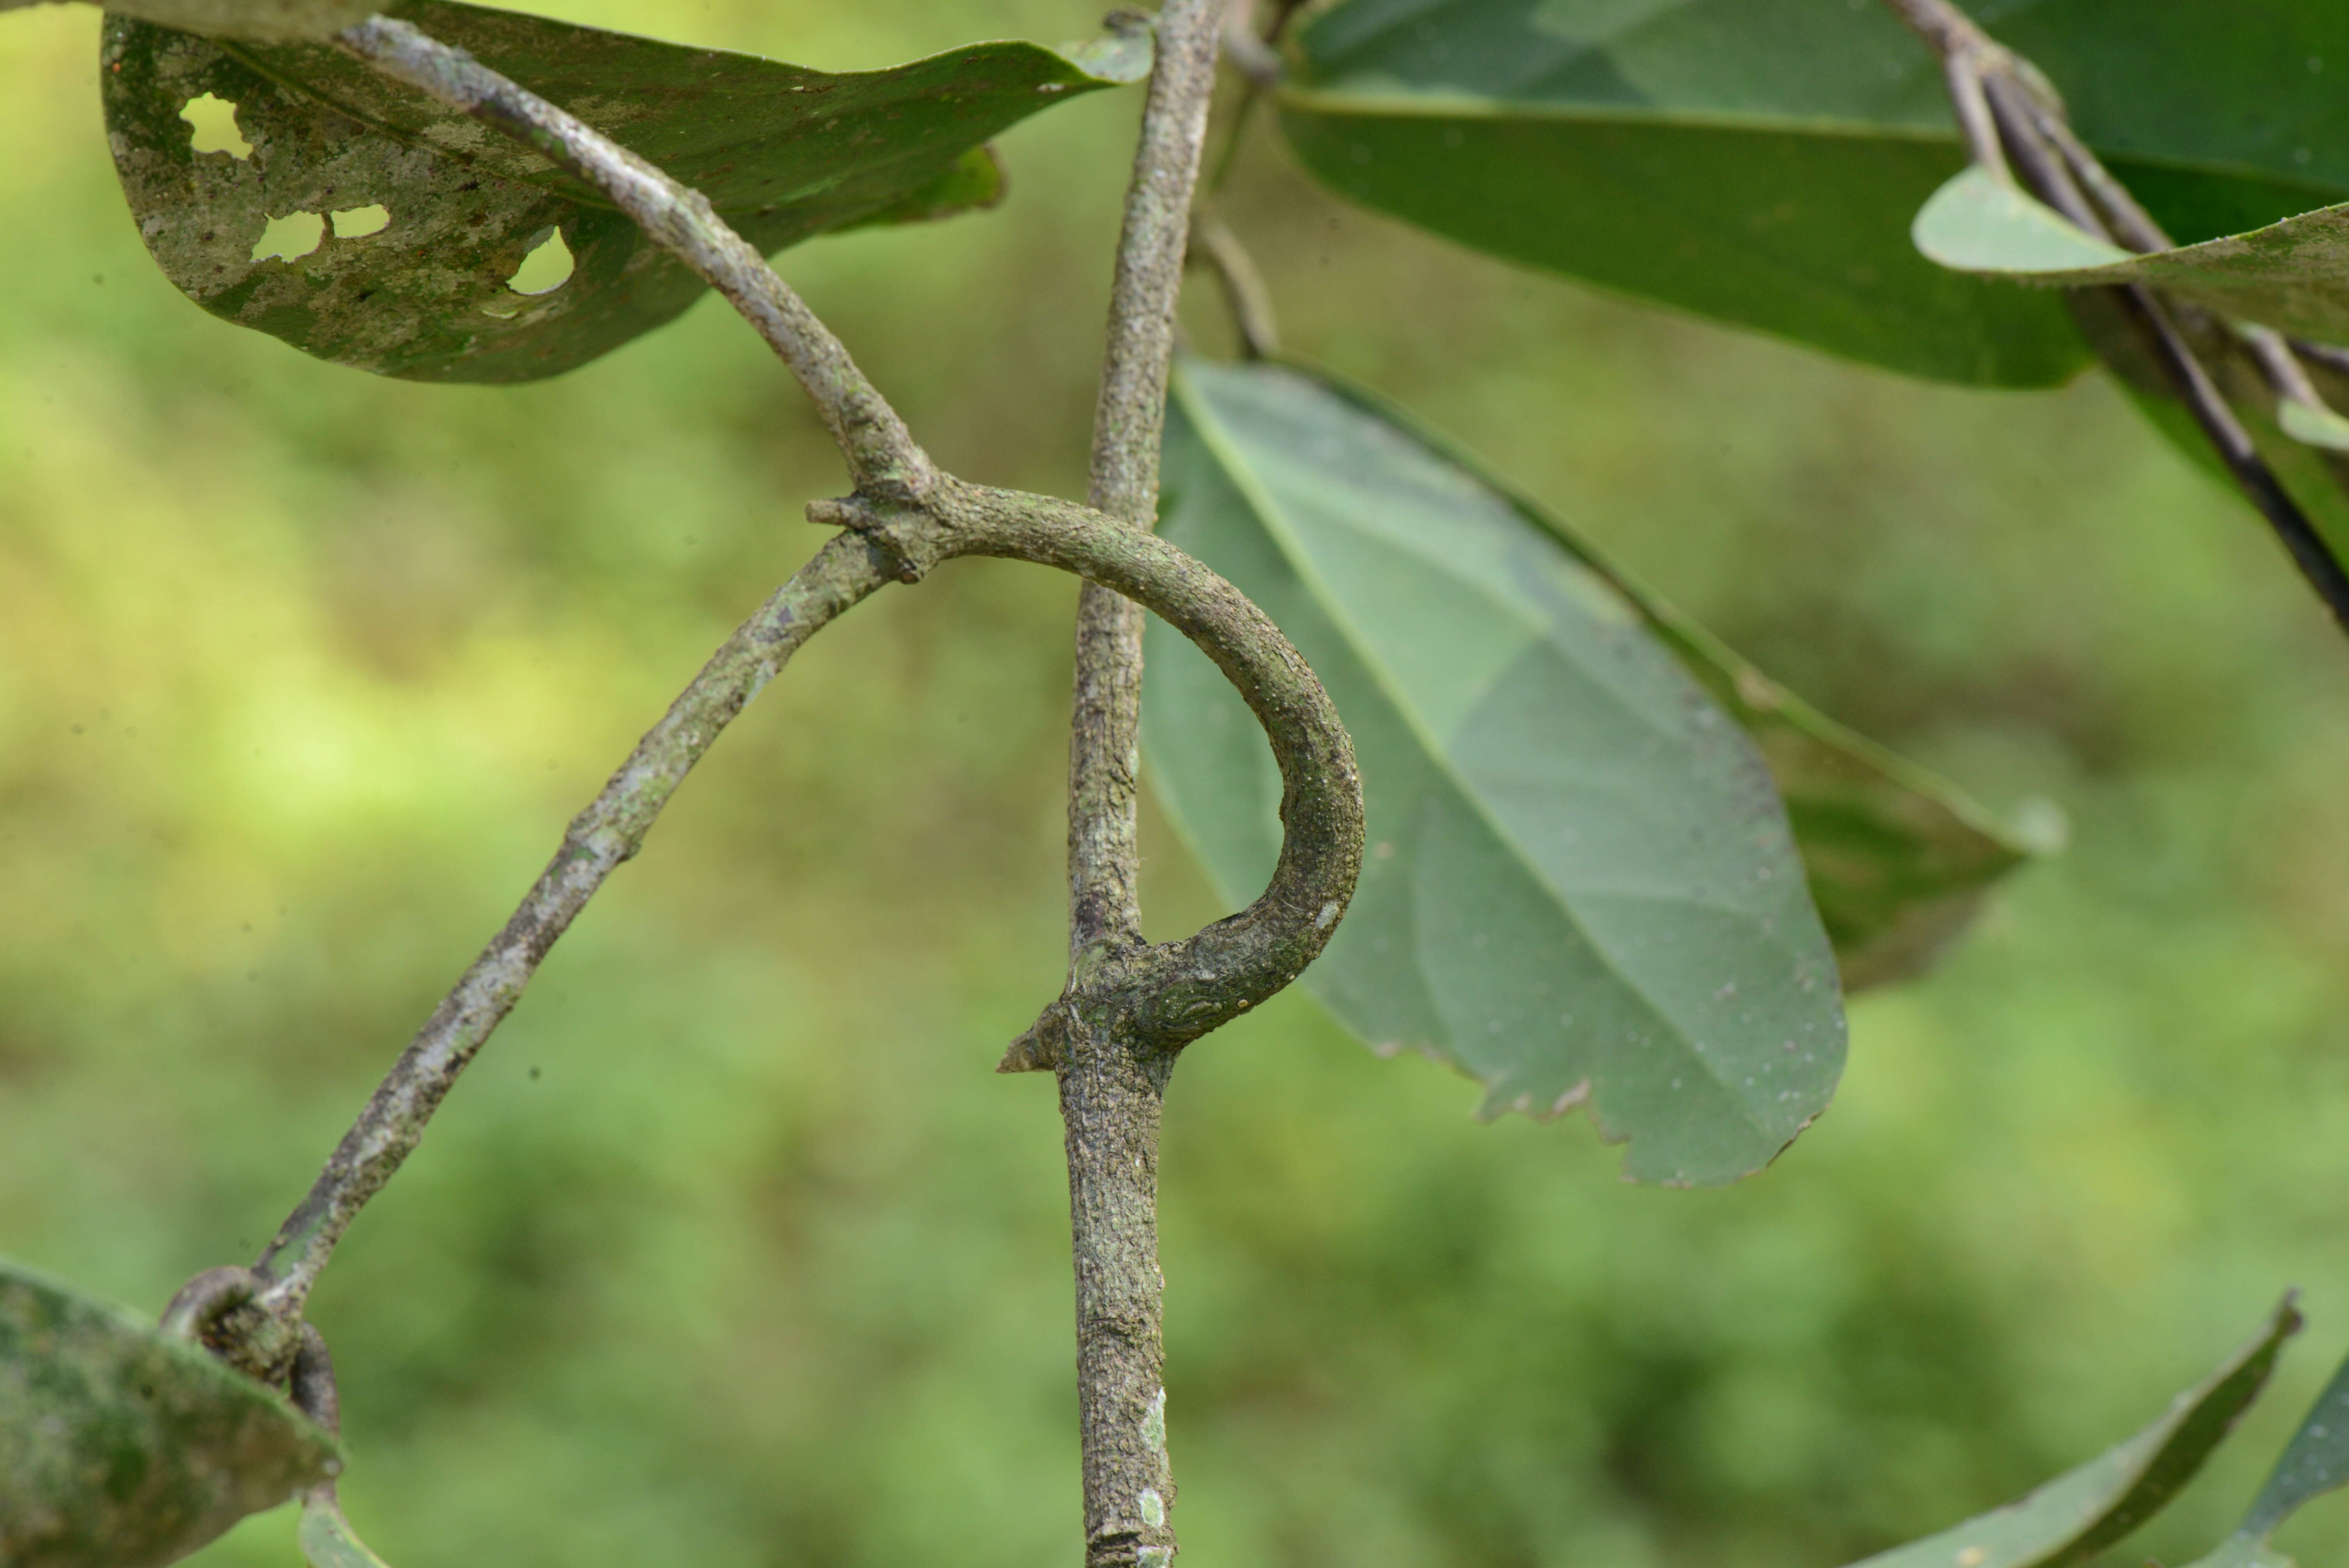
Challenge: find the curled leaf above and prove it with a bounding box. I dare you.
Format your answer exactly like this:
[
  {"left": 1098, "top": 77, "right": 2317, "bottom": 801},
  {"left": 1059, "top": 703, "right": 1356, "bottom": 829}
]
[
  {"left": 1915, "top": 166, "right": 2349, "bottom": 348},
  {"left": 2176, "top": 1338, "right": 2349, "bottom": 1568},
  {"left": 1845, "top": 1297, "right": 2299, "bottom": 1568}
]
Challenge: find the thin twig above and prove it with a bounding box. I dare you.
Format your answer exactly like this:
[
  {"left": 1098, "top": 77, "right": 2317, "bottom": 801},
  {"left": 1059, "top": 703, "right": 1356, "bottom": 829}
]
[
  {"left": 335, "top": 17, "right": 935, "bottom": 506},
  {"left": 1222, "top": 0, "right": 1282, "bottom": 88},
  {"left": 1190, "top": 217, "right": 1278, "bottom": 358},
  {"left": 1888, "top": 0, "right": 2349, "bottom": 633},
  {"left": 232, "top": 41, "right": 1366, "bottom": 1568},
  {"left": 252, "top": 533, "right": 897, "bottom": 1322}
]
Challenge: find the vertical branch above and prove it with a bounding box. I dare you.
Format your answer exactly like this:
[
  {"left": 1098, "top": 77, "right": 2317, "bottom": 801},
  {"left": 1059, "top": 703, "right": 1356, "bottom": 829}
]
[
  {"left": 1069, "top": 0, "right": 1223, "bottom": 960},
  {"left": 1060, "top": 4, "right": 1224, "bottom": 1565}
]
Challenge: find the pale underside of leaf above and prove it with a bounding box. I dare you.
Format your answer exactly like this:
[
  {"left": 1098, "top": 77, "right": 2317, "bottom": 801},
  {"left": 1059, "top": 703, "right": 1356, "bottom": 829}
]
[
  {"left": 1915, "top": 167, "right": 2349, "bottom": 347},
  {"left": 1844, "top": 1296, "right": 2299, "bottom": 1568},
  {"left": 1146, "top": 359, "right": 1846, "bottom": 1187},
  {"left": 102, "top": 0, "right": 1139, "bottom": 381},
  {"left": 0, "top": 1256, "right": 342, "bottom": 1568},
  {"left": 1287, "top": 361, "right": 2036, "bottom": 991}
]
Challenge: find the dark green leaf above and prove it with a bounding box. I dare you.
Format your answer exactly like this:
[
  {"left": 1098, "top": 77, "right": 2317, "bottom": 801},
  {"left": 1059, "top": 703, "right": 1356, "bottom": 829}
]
[
  {"left": 102, "top": 0, "right": 1146, "bottom": 381},
  {"left": 0, "top": 1257, "right": 342, "bottom": 1568},
  {"left": 1917, "top": 167, "right": 2349, "bottom": 347},
  {"left": 1844, "top": 1297, "right": 2299, "bottom": 1568},
  {"left": 1279, "top": 0, "right": 2349, "bottom": 385},
  {"left": 301, "top": 1491, "right": 394, "bottom": 1568},
  {"left": 2176, "top": 1339, "right": 2349, "bottom": 1568},
  {"left": 1147, "top": 358, "right": 1850, "bottom": 1186},
  {"left": 2, "top": 0, "right": 371, "bottom": 41}
]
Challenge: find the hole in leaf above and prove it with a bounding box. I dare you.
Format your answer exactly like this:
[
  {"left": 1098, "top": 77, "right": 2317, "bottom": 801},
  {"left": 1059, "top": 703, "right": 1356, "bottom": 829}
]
[
  {"left": 330, "top": 204, "right": 389, "bottom": 239},
  {"left": 250, "top": 211, "right": 324, "bottom": 264},
  {"left": 506, "top": 227, "right": 574, "bottom": 295},
  {"left": 180, "top": 93, "right": 251, "bottom": 159}
]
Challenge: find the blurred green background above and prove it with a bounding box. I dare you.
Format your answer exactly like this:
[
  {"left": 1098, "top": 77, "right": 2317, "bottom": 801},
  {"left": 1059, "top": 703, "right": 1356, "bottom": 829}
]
[{"left": 4, "top": 3, "right": 2349, "bottom": 1564}]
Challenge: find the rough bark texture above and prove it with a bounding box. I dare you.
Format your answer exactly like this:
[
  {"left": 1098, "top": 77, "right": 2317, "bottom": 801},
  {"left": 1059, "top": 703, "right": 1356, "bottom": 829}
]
[
  {"left": 1059, "top": 1028, "right": 1177, "bottom": 1568},
  {"left": 207, "top": 30, "right": 1367, "bottom": 1568},
  {"left": 1059, "top": 5, "right": 1225, "bottom": 1559},
  {"left": 1069, "top": 0, "right": 1223, "bottom": 961},
  {"left": 252, "top": 534, "right": 896, "bottom": 1321}
]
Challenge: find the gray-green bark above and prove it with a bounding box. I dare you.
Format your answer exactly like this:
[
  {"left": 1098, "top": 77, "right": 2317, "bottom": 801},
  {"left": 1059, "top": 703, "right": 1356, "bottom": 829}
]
[
  {"left": 191, "top": 24, "right": 1363, "bottom": 1568},
  {"left": 1059, "top": 4, "right": 1224, "bottom": 1558}
]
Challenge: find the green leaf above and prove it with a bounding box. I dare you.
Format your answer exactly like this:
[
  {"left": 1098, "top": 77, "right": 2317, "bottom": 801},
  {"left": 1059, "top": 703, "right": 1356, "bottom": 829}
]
[
  {"left": 102, "top": 0, "right": 1147, "bottom": 382},
  {"left": 1285, "top": 359, "right": 2035, "bottom": 989},
  {"left": 2, "top": 0, "right": 371, "bottom": 41},
  {"left": 0, "top": 1256, "right": 342, "bottom": 1568},
  {"left": 1147, "top": 357, "right": 1853, "bottom": 1186},
  {"left": 2177, "top": 1339, "right": 2349, "bottom": 1568},
  {"left": 1278, "top": 0, "right": 2349, "bottom": 385},
  {"left": 1843, "top": 1296, "right": 2300, "bottom": 1568},
  {"left": 2279, "top": 396, "right": 2349, "bottom": 454},
  {"left": 1912, "top": 162, "right": 2349, "bottom": 347},
  {"left": 301, "top": 1491, "right": 394, "bottom": 1568},
  {"left": 1912, "top": 167, "right": 2135, "bottom": 274}
]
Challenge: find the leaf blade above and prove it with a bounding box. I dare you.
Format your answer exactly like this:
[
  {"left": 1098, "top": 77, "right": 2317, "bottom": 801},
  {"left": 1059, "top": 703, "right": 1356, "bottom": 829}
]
[
  {"left": 1278, "top": 0, "right": 2349, "bottom": 384},
  {"left": 1844, "top": 1297, "right": 2300, "bottom": 1568},
  {"left": 301, "top": 1491, "right": 395, "bottom": 1568},
  {"left": 102, "top": 0, "right": 1141, "bottom": 381},
  {"left": 1264, "top": 356, "right": 2038, "bottom": 989},
  {"left": 1916, "top": 173, "right": 2349, "bottom": 348},
  {"left": 0, "top": 1256, "right": 342, "bottom": 1568},
  {"left": 1148, "top": 358, "right": 1848, "bottom": 1185}
]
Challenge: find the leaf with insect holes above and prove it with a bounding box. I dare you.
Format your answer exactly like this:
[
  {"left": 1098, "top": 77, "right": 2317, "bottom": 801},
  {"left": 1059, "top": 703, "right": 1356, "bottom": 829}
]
[
  {"left": 0, "top": 1257, "right": 342, "bottom": 1568},
  {"left": 1277, "top": 0, "right": 2349, "bottom": 386},
  {"left": 2, "top": 0, "right": 372, "bottom": 41},
  {"left": 1146, "top": 358, "right": 1854, "bottom": 1187},
  {"left": 102, "top": 0, "right": 1149, "bottom": 382},
  {"left": 2173, "top": 1335, "right": 2349, "bottom": 1568},
  {"left": 1841, "top": 1297, "right": 2298, "bottom": 1568},
  {"left": 1916, "top": 165, "right": 2349, "bottom": 348}
]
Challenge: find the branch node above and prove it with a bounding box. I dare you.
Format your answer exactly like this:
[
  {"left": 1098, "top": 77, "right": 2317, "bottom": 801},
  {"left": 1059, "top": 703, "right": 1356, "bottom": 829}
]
[
  {"left": 998, "top": 1003, "right": 1069, "bottom": 1074},
  {"left": 806, "top": 492, "right": 941, "bottom": 583}
]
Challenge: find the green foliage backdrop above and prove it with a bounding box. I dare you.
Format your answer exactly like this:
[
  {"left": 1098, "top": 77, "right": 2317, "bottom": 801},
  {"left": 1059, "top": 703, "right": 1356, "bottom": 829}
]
[{"left": 4, "top": 2, "right": 2349, "bottom": 1564}]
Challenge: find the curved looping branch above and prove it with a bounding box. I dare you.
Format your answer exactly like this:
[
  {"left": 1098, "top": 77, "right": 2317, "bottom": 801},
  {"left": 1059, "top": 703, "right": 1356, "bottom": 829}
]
[
  {"left": 235, "top": 478, "right": 1359, "bottom": 1384},
  {"left": 822, "top": 480, "right": 1363, "bottom": 1061},
  {"left": 298, "top": 24, "right": 1355, "bottom": 1568}
]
